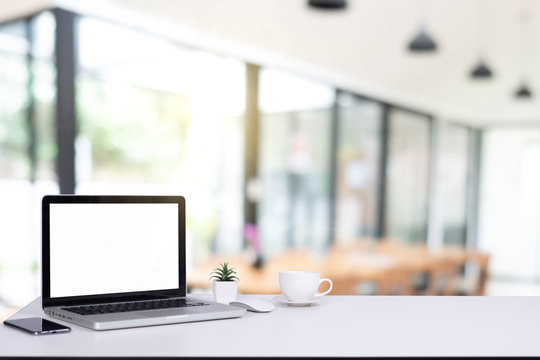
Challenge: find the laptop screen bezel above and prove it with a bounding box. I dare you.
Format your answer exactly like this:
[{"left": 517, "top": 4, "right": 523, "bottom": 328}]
[{"left": 42, "top": 195, "right": 186, "bottom": 308}]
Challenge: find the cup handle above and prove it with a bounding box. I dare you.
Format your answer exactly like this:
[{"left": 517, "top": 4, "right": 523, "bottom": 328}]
[{"left": 314, "top": 278, "right": 333, "bottom": 297}]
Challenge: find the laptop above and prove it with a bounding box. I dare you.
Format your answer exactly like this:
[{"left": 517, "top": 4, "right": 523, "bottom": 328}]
[{"left": 41, "top": 195, "right": 245, "bottom": 331}]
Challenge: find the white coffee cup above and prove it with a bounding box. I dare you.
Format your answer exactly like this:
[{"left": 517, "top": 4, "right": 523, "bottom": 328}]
[{"left": 279, "top": 270, "right": 333, "bottom": 302}]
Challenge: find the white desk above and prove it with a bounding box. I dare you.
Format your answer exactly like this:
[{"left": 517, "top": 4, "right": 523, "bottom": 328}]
[{"left": 2, "top": 294, "right": 540, "bottom": 357}]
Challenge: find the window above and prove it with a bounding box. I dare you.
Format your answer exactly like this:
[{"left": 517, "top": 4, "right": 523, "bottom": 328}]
[
  {"left": 75, "top": 17, "right": 246, "bottom": 271},
  {"left": 258, "top": 68, "right": 335, "bottom": 255},
  {"left": 0, "top": 13, "right": 57, "bottom": 306},
  {"left": 0, "top": 7, "right": 487, "bottom": 301},
  {"left": 440, "top": 123, "right": 470, "bottom": 246},
  {"left": 386, "top": 109, "right": 431, "bottom": 244},
  {"left": 335, "top": 94, "right": 382, "bottom": 243}
]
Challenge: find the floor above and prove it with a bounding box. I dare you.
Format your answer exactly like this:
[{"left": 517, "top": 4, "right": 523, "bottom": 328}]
[{"left": 485, "top": 278, "right": 540, "bottom": 296}]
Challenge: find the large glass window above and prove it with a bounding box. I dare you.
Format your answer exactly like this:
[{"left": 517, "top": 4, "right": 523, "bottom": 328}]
[
  {"left": 335, "top": 94, "right": 382, "bottom": 243},
  {"left": 75, "top": 17, "right": 245, "bottom": 271},
  {"left": 0, "top": 13, "right": 57, "bottom": 307},
  {"left": 0, "top": 7, "right": 492, "bottom": 302},
  {"left": 386, "top": 109, "right": 431, "bottom": 244},
  {"left": 440, "top": 123, "right": 470, "bottom": 246},
  {"left": 0, "top": 22, "right": 29, "bottom": 180},
  {"left": 258, "top": 69, "right": 335, "bottom": 255}
]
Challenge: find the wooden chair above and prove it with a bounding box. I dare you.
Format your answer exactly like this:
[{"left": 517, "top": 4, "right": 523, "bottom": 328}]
[
  {"left": 424, "top": 249, "right": 467, "bottom": 296},
  {"left": 375, "top": 240, "right": 431, "bottom": 295},
  {"left": 455, "top": 251, "right": 490, "bottom": 296},
  {"left": 322, "top": 243, "right": 400, "bottom": 295},
  {"left": 328, "top": 276, "right": 365, "bottom": 295},
  {"left": 376, "top": 266, "right": 415, "bottom": 295}
]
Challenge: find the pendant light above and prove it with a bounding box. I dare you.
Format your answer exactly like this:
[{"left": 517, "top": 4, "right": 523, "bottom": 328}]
[
  {"left": 470, "top": 0, "right": 494, "bottom": 79},
  {"left": 470, "top": 58, "right": 493, "bottom": 78},
  {"left": 515, "top": 83, "right": 532, "bottom": 98},
  {"left": 308, "top": 0, "right": 347, "bottom": 9},
  {"left": 514, "top": 8, "right": 533, "bottom": 99},
  {"left": 408, "top": 1, "right": 437, "bottom": 53},
  {"left": 408, "top": 25, "right": 437, "bottom": 52}
]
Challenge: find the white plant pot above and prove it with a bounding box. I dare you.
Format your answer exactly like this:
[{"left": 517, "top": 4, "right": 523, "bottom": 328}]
[{"left": 212, "top": 280, "right": 238, "bottom": 304}]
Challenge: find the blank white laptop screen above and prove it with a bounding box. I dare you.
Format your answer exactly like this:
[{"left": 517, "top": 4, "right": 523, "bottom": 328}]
[{"left": 49, "top": 203, "right": 179, "bottom": 298}]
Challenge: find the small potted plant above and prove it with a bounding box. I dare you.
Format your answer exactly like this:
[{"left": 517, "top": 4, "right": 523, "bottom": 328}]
[{"left": 209, "top": 262, "right": 239, "bottom": 304}]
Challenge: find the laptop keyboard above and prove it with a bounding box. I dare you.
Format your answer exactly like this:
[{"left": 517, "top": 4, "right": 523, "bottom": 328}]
[{"left": 62, "top": 298, "right": 209, "bottom": 316}]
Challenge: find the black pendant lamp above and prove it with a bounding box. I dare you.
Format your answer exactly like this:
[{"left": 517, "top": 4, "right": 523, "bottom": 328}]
[
  {"left": 408, "top": 1, "right": 437, "bottom": 53},
  {"left": 408, "top": 26, "right": 437, "bottom": 52},
  {"left": 469, "top": 1, "right": 494, "bottom": 79},
  {"left": 470, "top": 58, "right": 493, "bottom": 79},
  {"left": 308, "top": 0, "right": 347, "bottom": 9},
  {"left": 513, "top": 10, "right": 533, "bottom": 99},
  {"left": 515, "top": 83, "right": 532, "bottom": 98}
]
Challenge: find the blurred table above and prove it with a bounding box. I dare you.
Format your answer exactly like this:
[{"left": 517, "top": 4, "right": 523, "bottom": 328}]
[
  {"left": 187, "top": 243, "right": 474, "bottom": 296},
  {"left": 187, "top": 254, "right": 280, "bottom": 294},
  {"left": 187, "top": 250, "right": 322, "bottom": 294},
  {"left": 2, "top": 295, "right": 540, "bottom": 357}
]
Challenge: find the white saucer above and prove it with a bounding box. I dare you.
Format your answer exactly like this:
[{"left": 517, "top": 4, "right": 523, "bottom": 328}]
[{"left": 273, "top": 294, "right": 324, "bottom": 307}]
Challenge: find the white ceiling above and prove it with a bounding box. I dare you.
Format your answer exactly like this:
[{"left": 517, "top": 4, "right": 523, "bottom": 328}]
[{"left": 2, "top": 0, "right": 540, "bottom": 126}]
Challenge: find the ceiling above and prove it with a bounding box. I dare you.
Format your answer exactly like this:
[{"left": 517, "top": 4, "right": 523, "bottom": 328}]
[{"left": 2, "top": 0, "right": 540, "bottom": 126}]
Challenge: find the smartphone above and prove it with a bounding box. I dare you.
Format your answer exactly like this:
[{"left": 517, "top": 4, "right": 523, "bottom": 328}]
[{"left": 4, "top": 317, "right": 71, "bottom": 335}]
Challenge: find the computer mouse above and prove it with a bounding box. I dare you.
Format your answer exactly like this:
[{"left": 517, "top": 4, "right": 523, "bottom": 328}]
[{"left": 229, "top": 299, "right": 275, "bottom": 313}]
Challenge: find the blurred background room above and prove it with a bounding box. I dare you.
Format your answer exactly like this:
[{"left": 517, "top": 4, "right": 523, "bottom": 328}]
[{"left": 1, "top": 0, "right": 540, "bottom": 320}]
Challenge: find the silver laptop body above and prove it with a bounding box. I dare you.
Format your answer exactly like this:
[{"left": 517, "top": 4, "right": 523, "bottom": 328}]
[{"left": 42, "top": 195, "right": 245, "bottom": 331}]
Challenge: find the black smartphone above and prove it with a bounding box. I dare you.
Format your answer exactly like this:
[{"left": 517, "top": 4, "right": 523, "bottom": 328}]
[{"left": 4, "top": 317, "right": 71, "bottom": 335}]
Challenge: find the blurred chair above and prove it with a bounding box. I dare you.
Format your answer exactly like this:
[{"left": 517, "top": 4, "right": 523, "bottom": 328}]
[
  {"left": 424, "top": 247, "right": 468, "bottom": 296},
  {"left": 327, "top": 276, "right": 364, "bottom": 295},
  {"left": 322, "top": 242, "right": 399, "bottom": 295},
  {"left": 375, "top": 240, "right": 431, "bottom": 295},
  {"left": 455, "top": 251, "right": 490, "bottom": 296},
  {"left": 376, "top": 266, "right": 415, "bottom": 295}
]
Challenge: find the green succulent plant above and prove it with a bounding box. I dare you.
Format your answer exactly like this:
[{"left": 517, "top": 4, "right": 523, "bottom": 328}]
[{"left": 209, "top": 262, "right": 239, "bottom": 282}]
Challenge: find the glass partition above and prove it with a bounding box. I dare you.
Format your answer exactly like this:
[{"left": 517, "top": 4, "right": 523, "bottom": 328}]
[
  {"left": 335, "top": 94, "right": 382, "bottom": 243},
  {"left": 0, "top": 13, "right": 58, "bottom": 306},
  {"left": 440, "top": 123, "right": 470, "bottom": 246},
  {"left": 75, "top": 17, "right": 246, "bottom": 269},
  {"left": 386, "top": 109, "right": 431, "bottom": 245},
  {"left": 0, "top": 21, "right": 29, "bottom": 181},
  {"left": 258, "top": 68, "right": 335, "bottom": 255},
  {"left": 0, "top": 7, "right": 491, "bottom": 302}
]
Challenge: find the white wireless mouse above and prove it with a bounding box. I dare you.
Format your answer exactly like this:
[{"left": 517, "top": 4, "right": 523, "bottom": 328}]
[{"left": 229, "top": 299, "right": 275, "bottom": 313}]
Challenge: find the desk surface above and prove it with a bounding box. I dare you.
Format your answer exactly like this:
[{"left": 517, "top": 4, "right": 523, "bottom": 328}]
[{"left": 2, "top": 295, "right": 540, "bottom": 357}]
